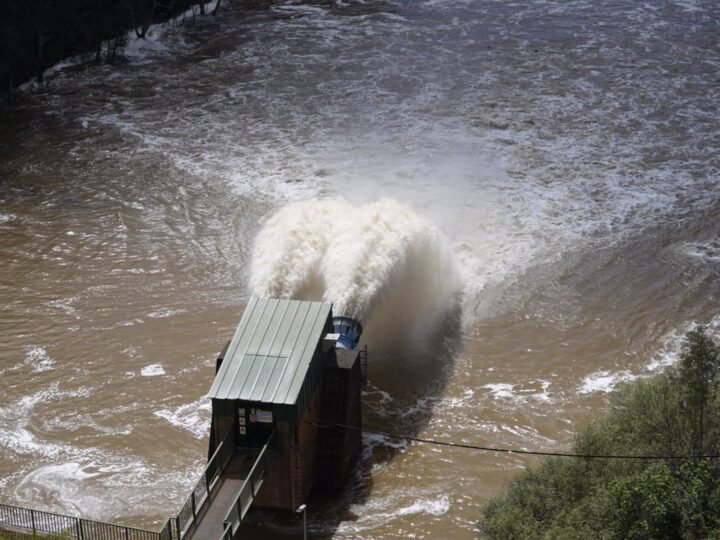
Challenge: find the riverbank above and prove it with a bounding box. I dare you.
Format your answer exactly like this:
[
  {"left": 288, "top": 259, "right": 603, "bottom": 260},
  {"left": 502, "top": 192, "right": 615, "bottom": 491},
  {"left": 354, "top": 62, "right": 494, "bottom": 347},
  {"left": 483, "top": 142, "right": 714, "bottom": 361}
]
[{"left": 1, "top": 0, "right": 220, "bottom": 101}]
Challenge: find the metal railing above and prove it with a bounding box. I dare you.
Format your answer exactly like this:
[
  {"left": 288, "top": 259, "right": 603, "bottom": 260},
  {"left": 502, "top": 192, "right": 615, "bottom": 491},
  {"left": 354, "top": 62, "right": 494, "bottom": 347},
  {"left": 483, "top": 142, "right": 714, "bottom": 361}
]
[
  {"left": 219, "top": 522, "right": 233, "bottom": 540},
  {"left": 1, "top": 430, "right": 237, "bottom": 540},
  {"left": 174, "top": 427, "right": 235, "bottom": 540},
  {"left": 0, "top": 502, "right": 169, "bottom": 540},
  {"left": 221, "top": 430, "right": 277, "bottom": 538}
]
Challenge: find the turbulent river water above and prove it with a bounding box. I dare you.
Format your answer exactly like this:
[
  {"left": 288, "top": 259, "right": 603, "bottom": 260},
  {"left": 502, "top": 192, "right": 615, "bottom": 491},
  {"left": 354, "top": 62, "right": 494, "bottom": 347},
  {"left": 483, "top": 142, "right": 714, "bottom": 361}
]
[{"left": 0, "top": 0, "right": 719, "bottom": 537}]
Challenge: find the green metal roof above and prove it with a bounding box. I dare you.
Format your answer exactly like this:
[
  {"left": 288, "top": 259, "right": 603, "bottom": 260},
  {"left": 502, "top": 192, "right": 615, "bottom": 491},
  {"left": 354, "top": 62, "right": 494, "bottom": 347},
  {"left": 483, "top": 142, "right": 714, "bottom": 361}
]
[{"left": 208, "top": 297, "right": 332, "bottom": 405}]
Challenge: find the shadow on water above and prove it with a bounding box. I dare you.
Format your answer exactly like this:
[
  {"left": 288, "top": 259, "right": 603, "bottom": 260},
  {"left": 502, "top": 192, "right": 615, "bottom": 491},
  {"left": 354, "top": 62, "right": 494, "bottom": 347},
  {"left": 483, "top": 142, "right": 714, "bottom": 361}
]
[{"left": 238, "top": 302, "right": 464, "bottom": 538}]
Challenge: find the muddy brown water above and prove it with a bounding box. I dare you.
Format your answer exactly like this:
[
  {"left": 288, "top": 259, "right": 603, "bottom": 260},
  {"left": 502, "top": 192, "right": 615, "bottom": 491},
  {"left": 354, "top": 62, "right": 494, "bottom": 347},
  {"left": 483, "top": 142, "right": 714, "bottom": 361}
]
[{"left": 1, "top": 0, "right": 719, "bottom": 538}]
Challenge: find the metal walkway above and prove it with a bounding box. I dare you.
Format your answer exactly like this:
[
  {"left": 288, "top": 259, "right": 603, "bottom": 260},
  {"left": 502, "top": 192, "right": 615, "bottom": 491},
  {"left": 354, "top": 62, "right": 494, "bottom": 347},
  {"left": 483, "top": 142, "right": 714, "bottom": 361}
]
[
  {"left": 185, "top": 431, "right": 277, "bottom": 540},
  {"left": 0, "top": 430, "right": 276, "bottom": 540},
  {"left": 186, "top": 471, "right": 249, "bottom": 540},
  {"left": 186, "top": 451, "right": 257, "bottom": 540}
]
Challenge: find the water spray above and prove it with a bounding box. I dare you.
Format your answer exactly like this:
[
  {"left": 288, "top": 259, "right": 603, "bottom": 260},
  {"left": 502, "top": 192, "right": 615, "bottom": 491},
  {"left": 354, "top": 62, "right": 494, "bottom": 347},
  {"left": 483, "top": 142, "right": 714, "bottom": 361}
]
[{"left": 249, "top": 197, "right": 460, "bottom": 339}]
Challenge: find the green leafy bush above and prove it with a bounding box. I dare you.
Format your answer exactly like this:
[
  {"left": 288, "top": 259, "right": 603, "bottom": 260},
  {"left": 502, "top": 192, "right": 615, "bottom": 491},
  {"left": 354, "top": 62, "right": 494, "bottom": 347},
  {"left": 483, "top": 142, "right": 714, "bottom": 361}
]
[{"left": 480, "top": 327, "right": 720, "bottom": 539}]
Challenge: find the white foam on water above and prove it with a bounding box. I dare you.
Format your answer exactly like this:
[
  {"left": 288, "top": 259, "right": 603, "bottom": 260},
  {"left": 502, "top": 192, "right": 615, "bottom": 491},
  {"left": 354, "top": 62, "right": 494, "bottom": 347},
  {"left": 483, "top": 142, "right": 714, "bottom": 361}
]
[
  {"left": 671, "top": 0, "right": 705, "bottom": 13},
  {"left": 45, "top": 295, "right": 81, "bottom": 319},
  {"left": 681, "top": 240, "right": 720, "bottom": 264},
  {"left": 577, "top": 317, "right": 720, "bottom": 395},
  {"left": 0, "top": 213, "right": 17, "bottom": 224},
  {"left": 146, "top": 307, "right": 187, "bottom": 319},
  {"left": 339, "top": 491, "right": 450, "bottom": 534},
  {"left": 41, "top": 0, "right": 715, "bottom": 315},
  {"left": 12, "top": 455, "right": 185, "bottom": 523},
  {"left": 123, "top": 33, "right": 170, "bottom": 62},
  {"left": 523, "top": 380, "right": 552, "bottom": 403},
  {"left": 482, "top": 383, "right": 515, "bottom": 400},
  {"left": 154, "top": 397, "right": 211, "bottom": 438},
  {"left": 481, "top": 380, "right": 554, "bottom": 403},
  {"left": 24, "top": 346, "right": 56, "bottom": 373},
  {"left": 362, "top": 431, "right": 409, "bottom": 452},
  {"left": 0, "top": 384, "right": 71, "bottom": 458},
  {"left": 579, "top": 370, "right": 637, "bottom": 394},
  {"left": 644, "top": 315, "right": 720, "bottom": 372},
  {"left": 140, "top": 364, "right": 165, "bottom": 377},
  {"left": 393, "top": 495, "right": 450, "bottom": 517}
]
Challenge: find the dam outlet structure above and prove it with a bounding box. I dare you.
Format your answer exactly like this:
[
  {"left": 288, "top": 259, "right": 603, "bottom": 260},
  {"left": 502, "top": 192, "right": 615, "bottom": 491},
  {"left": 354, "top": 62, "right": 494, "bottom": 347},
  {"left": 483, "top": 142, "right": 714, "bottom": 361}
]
[
  {"left": 188, "top": 297, "right": 367, "bottom": 540},
  {"left": 0, "top": 297, "right": 367, "bottom": 540}
]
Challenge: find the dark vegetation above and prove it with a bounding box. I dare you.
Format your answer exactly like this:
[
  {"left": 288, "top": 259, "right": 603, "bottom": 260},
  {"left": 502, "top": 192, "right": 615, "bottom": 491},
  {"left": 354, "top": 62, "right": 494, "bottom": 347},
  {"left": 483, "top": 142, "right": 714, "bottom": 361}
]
[
  {"left": 0, "top": 0, "right": 222, "bottom": 100},
  {"left": 480, "top": 327, "right": 720, "bottom": 539}
]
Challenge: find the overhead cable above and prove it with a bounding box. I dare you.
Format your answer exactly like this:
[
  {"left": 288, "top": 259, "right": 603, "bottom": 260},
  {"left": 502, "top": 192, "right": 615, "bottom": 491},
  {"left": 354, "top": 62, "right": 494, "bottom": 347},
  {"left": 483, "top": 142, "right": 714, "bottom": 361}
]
[{"left": 306, "top": 419, "right": 720, "bottom": 460}]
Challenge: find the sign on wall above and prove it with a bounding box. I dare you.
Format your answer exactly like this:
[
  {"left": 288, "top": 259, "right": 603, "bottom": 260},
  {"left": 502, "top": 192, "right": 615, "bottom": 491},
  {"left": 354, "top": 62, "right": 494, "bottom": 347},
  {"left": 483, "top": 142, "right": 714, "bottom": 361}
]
[{"left": 249, "top": 408, "right": 273, "bottom": 423}]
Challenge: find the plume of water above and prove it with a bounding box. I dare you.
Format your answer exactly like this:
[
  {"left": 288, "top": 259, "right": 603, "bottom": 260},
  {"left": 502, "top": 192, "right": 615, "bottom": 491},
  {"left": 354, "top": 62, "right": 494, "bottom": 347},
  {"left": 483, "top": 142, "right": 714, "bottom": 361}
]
[
  {"left": 249, "top": 198, "right": 353, "bottom": 299},
  {"left": 249, "top": 197, "right": 460, "bottom": 324}
]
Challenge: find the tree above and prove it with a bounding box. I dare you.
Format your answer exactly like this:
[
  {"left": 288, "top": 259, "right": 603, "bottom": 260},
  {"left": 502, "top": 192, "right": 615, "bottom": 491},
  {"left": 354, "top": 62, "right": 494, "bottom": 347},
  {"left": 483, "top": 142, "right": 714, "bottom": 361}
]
[
  {"left": 14, "top": 0, "right": 53, "bottom": 85},
  {"left": 480, "top": 327, "right": 720, "bottom": 539},
  {"left": 675, "top": 327, "right": 720, "bottom": 457},
  {"left": 130, "top": 0, "right": 158, "bottom": 38},
  {"left": 0, "top": 0, "right": 217, "bottom": 100}
]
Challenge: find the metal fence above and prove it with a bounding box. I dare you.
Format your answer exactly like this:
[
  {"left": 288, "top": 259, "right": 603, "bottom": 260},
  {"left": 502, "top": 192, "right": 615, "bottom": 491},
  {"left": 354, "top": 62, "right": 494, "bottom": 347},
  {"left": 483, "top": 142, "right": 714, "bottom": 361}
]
[
  {"left": 0, "top": 502, "right": 171, "bottom": 540},
  {"left": 174, "top": 427, "right": 235, "bottom": 540},
  {"left": 1, "top": 429, "right": 238, "bottom": 540},
  {"left": 222, "top": 430, "right": 277, "bottom": 539}
]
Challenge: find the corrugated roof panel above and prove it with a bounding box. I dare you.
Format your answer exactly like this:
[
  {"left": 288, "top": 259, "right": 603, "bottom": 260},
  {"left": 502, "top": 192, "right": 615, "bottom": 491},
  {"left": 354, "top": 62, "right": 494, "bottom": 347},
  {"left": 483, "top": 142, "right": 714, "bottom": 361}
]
[
  {"left": 207, "top": 297, "right": 332, "bottom": 405},
  {"left": 262, "top": 355, "right": 288, "bottom": 402},
  {"left": 284, "top": 303, "right": 327, "bottom": 404},
  {"left": 220, "top": 297, "right": 268, "bottom": 400},
  {"left": 268, "top": 301, "right": 300, "bottom": 357},
  {"left": 240, "top": 353, "right": 265, "bottom": 398},
  {"left": 269, "top": 303, "right": 306, "bottom": 402},
  {"left": 249, "top": 356, "right": 287, "bottom": 401}
]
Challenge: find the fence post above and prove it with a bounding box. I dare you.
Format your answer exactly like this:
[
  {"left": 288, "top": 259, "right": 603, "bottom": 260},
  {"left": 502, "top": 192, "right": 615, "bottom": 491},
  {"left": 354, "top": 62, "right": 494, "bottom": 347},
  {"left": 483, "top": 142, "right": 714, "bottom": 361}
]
[
  {"left": 191, "top": 491, "right": 196, "bottom": 519},
  {"left": 77, "top": 518, "right": 84, "bottom": 540},
  {"left": 125, "top": 526, "right": 130, "bottom": 540},
  {"left": 175, "top": 516, "right": 181, "bottom": 540},
  {"left": 30, "top": 509, "right": 36, "bottom": 534}
]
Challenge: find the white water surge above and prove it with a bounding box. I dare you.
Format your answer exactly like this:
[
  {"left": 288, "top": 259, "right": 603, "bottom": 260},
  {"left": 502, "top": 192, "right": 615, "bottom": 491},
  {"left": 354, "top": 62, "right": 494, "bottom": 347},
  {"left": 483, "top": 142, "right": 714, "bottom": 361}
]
[{"left": 250, "top": 198, "right": 460, "bottom": 324}]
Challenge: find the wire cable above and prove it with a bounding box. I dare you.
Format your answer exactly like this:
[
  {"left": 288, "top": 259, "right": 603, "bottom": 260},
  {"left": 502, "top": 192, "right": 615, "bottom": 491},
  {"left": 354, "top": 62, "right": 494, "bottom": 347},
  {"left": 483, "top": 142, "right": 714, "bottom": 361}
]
[{"left": 305, "top": 419, "right": 720, "bottom": 460}]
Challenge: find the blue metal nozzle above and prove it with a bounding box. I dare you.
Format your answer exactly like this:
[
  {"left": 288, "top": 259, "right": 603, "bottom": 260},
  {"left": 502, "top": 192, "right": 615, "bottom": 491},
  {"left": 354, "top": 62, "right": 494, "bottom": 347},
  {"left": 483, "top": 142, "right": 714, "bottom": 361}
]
[{"left": 332, "top": 316, "right": 363, "bottom": 350}]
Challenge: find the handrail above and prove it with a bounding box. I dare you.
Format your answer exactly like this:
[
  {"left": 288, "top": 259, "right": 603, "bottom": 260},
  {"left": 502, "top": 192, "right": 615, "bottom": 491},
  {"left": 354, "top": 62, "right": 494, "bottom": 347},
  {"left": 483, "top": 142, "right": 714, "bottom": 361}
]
[
  {"left": 359, "top": 345, "right": 368, "bottom": 389},
  {"left": 221, "top": 429, "right": 277, "bottom": 537},
  {"left": 0, "top": 502, "right": 163, "bottom": 539},
  {"left": 175, "top": 427, "right": 235, "bottom": 539},
  {"left": 220, "top": 521, "right": 233, "bottom": 540}
]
